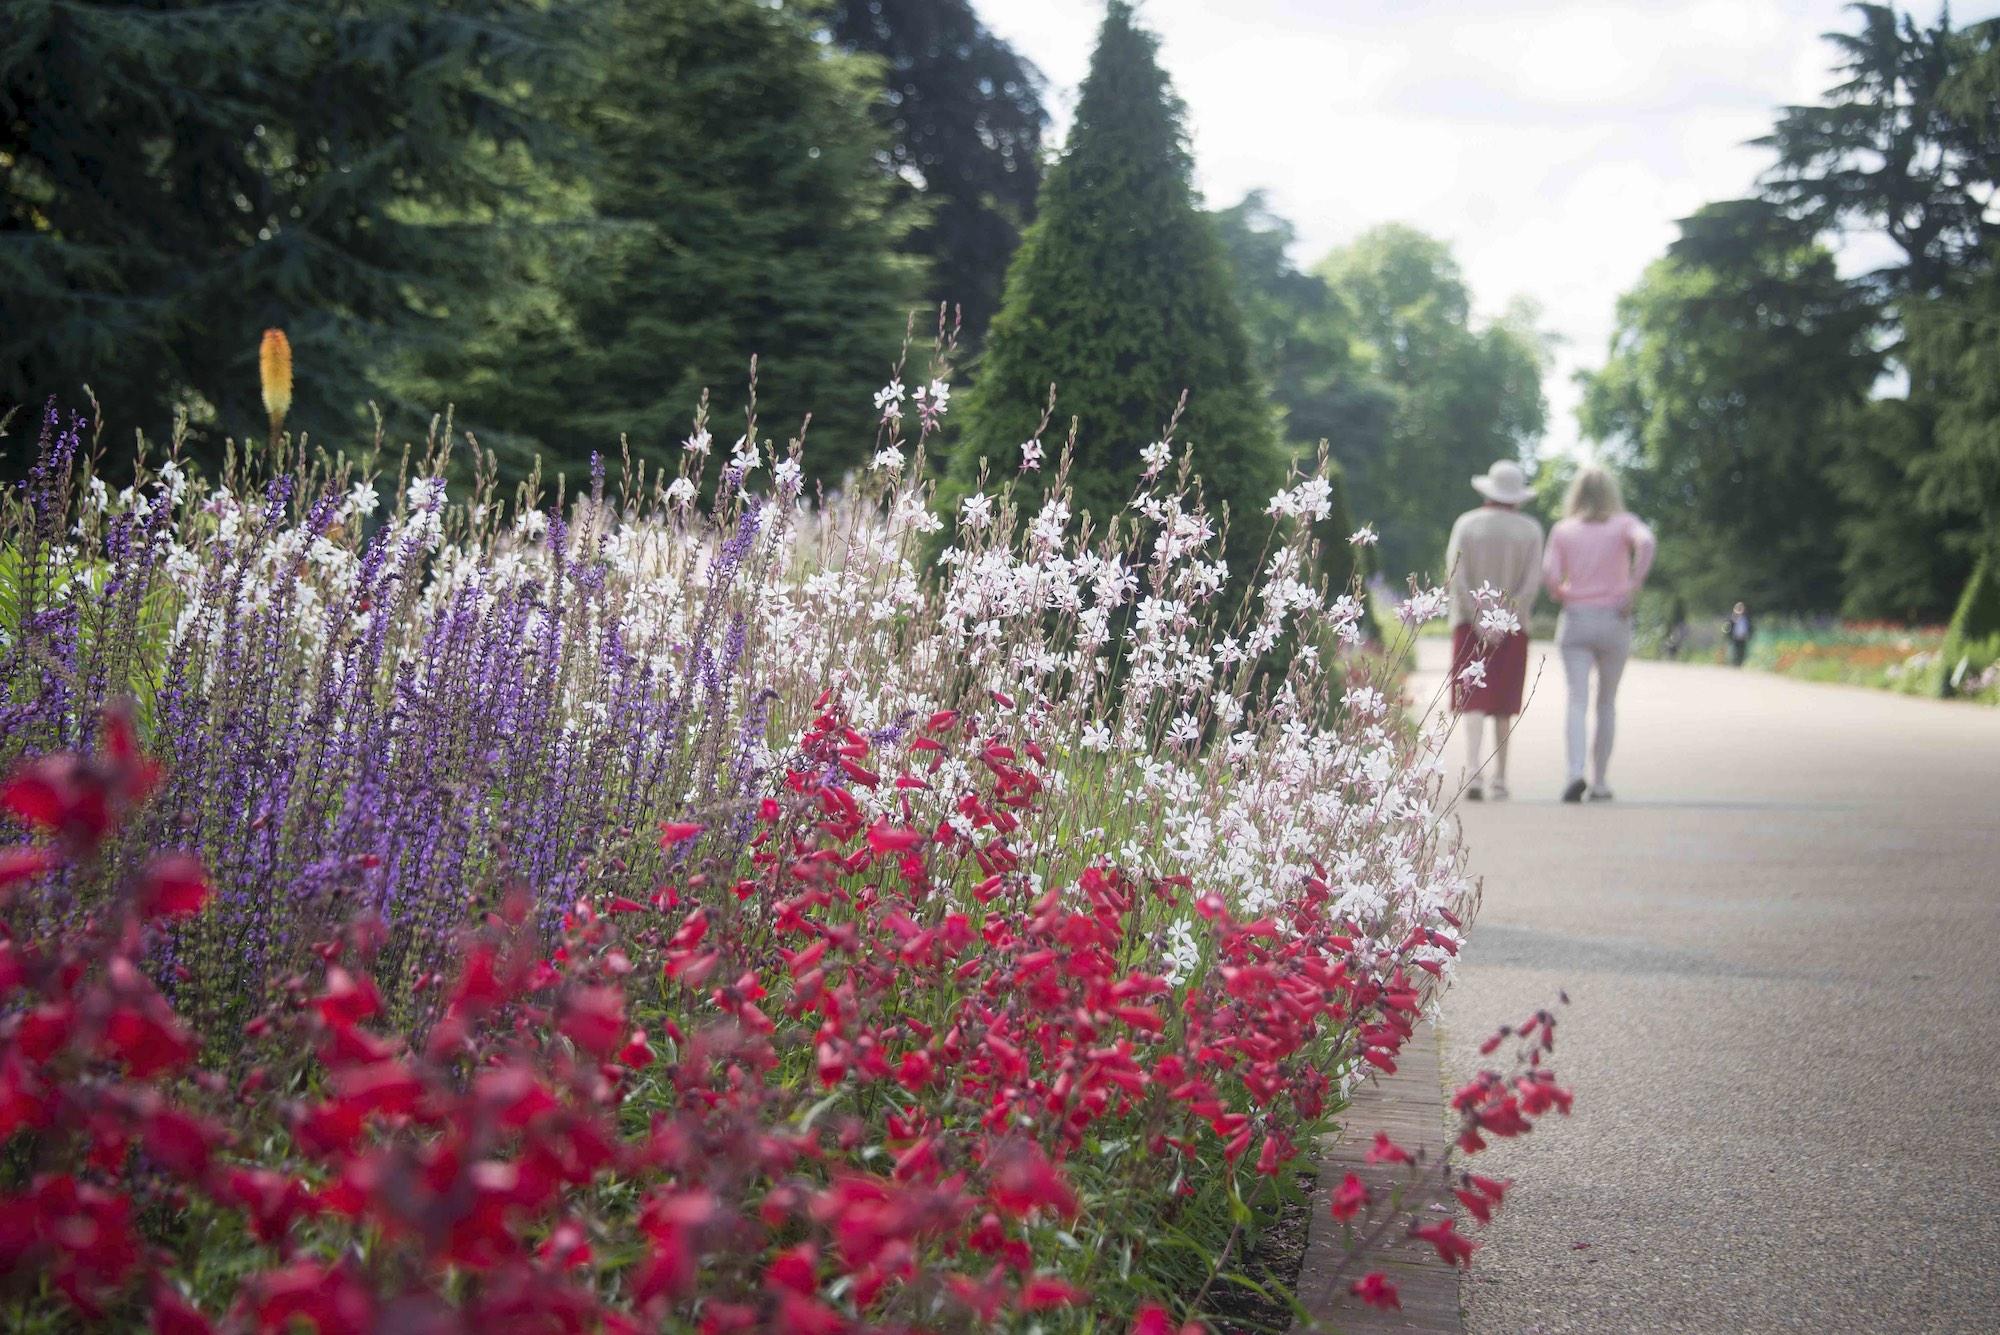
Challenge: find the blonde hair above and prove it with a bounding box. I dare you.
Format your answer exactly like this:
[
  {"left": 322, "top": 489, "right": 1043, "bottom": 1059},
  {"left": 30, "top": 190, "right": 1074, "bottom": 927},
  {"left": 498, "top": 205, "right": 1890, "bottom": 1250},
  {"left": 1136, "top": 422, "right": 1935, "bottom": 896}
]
[{"left": 1564, "top": 465, "right": 1624, "bottom": 522}]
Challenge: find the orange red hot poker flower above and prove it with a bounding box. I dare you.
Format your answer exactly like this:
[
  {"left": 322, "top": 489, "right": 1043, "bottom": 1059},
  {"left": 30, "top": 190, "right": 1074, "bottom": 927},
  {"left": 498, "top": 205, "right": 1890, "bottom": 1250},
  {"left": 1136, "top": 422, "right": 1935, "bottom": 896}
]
[{"left": 259, "top": 327, "right": 292, "bottom": 437}]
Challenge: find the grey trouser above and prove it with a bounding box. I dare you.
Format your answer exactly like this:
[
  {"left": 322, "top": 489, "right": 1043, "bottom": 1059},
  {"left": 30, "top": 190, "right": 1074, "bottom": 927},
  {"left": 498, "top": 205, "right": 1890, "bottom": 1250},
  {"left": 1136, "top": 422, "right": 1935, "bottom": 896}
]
[{"left": 1556, "top": 607, "right": 1632, "bottom": 786}]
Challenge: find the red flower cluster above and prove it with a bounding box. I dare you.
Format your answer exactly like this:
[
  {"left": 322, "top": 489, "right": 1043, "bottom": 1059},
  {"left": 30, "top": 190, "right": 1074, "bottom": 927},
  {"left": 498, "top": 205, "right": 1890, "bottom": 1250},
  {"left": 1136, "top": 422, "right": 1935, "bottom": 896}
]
[{"left": 0, "top": 702, "right": 1565, "bottom": 1329}]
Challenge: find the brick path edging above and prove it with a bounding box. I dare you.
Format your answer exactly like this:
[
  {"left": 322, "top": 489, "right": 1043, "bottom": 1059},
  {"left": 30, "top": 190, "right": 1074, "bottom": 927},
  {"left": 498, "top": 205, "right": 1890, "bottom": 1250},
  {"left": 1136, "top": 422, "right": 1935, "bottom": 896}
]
[{"left": 1291, "top": 1022, "right": 1462, "bottom": 1334}]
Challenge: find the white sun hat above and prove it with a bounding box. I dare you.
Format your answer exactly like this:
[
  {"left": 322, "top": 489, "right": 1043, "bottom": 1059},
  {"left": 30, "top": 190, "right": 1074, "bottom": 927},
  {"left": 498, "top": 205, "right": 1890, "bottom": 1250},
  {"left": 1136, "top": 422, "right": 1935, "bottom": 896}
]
[{"left": 1471, "top": 460, "right": 1534, "bottom": 505}]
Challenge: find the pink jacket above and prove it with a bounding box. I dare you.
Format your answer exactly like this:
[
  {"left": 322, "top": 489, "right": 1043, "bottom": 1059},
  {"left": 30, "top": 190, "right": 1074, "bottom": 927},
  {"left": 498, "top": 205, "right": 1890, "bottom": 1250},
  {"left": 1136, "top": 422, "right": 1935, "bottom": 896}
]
[{"left": 1543, "top": 512, "right": 1656, "bottom": 610}]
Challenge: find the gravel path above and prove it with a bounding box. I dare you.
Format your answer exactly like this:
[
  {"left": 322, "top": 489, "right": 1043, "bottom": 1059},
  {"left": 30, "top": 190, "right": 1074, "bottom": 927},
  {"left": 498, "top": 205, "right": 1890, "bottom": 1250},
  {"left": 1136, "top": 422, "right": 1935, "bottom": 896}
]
[{"left": 1417, "top": 638, "right": 2000, "bottom": 1334}]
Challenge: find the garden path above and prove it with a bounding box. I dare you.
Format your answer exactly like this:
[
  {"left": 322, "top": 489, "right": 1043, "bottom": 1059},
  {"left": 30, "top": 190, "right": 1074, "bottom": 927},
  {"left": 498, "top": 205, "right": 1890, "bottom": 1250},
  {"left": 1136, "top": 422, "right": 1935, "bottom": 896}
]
[{"left": 1418, "top": 637, "right": 2000, "bottom": 1334}]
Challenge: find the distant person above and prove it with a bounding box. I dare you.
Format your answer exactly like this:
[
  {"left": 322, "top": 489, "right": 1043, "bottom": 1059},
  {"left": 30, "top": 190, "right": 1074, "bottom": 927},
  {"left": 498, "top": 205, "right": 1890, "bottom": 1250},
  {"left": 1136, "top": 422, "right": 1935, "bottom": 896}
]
[
  {"left": 1724, "top": 601, "right": 1754, "bottom": 667},
  {"left": 1664, "top": 597, "right": 1689, "bottom": 660},
  {"left": 1543, "top": 465, "right": 1656, "bottom": 804},
  {"left": 1445, "top": 460, "right": 1544, "bottom": 801}
]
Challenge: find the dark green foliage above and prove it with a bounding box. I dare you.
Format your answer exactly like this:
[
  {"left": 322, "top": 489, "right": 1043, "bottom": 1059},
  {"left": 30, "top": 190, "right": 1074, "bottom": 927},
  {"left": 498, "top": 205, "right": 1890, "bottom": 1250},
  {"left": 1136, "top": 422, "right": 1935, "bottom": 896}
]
[
  {"left": 0, "top": 0, "right": 573, "bottom": 457},
  {"left": 948, "top": 1, "right": 1282, "bottom": 580},
  {"left": 1584, "top": 201, "right": 1882, "bottom": 612},
  {"left": 1313, "top": 226, "right": 1549, "bottom": 582},
  {"left": 1211, "top": 192, "right": 1394, "bottom": 491},
  {"left": 1903, "top": 246, "right": 2000, "bottom": 565},
  {"left": 832, "top": 0, "right": 1047, "bottom": 347},
  {"left": 1825, "top": 397, "right": 1969, "bottom": 621},
  {"left": 1946, "top": 555, "right": 2000, "bottom": 645},
  {"left": 454, "top": 0, "right": 923, "bottom": 482}
]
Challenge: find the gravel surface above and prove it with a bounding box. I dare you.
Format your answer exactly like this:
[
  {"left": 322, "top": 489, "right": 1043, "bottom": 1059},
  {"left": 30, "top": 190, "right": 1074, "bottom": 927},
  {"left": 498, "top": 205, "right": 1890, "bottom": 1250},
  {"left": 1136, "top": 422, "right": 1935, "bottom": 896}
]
[{"left": 1418, "top": 640, "right": 2000, "bottom": 1335}]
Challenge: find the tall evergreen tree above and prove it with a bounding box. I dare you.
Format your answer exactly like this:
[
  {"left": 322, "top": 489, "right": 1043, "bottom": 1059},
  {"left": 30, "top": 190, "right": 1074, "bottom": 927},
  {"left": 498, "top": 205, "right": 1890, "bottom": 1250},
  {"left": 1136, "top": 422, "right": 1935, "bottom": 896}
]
[
  {"left": 0, "top": 0, "right": 573, "bottom": 452},
  {"left": 948, "top": 1, "right": 1282, "bottom": 579},
  {"left": 461, "top": 0, "right": 923, "bottom": 482},
  {"left": 832, "top": 0, "right": 1047, "bottom": 347}
]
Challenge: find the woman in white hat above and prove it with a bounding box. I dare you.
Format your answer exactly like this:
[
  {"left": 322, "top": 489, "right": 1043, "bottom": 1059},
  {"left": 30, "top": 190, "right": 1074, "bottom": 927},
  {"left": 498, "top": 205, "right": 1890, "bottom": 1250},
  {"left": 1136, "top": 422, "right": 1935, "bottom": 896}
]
[{"left": 1445, "top": 460, "right": 1544, "bottom": 800}]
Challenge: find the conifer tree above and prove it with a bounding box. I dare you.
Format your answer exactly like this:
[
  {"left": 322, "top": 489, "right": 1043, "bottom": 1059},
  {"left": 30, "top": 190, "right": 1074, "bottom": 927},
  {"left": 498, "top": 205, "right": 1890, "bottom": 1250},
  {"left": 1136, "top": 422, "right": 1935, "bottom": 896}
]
[
  {"left": 947, "top": 1, "right": 1282, "bottom": 577},
  {"left": 469, "top": 0, "right": 923, "bottom": 481},
  {"left": 0, "top": 1, "right": 574, "bottom": 453}
]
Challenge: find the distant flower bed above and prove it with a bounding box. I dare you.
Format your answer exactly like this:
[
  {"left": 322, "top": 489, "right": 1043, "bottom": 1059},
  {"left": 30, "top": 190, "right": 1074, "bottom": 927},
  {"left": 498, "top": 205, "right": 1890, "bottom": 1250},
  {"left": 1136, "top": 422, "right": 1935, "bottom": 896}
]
[
  {"left": 1742, "top": 620, "right": 1998, "bottom": 702},
  {"left": 0, "top": 379, "right": 1564, "bottom": 1329}
]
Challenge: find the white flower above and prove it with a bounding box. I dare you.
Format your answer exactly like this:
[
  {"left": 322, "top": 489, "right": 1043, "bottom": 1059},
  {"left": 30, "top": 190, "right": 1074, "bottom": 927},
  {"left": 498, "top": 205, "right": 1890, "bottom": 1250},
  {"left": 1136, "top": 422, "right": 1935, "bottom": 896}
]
[
  {"left": 874, "top": 380, "right": 906, "bottom": 421},
  {"left": 870, "top": 447, "right": 906, "bottom": 473},
  {"left": 346, "top": 480, "right": 380, "bottom": 519},
  {"left": 407, "top": 477, "right": 447, "bottom": 512},
  {"left": 1140, "top": 440, "right": 1172, "bottom": 477},
  {"left": 1081, "top": 722, "right": 1114, "bottom": 752},
  {"left": 1399, "top": 586, "right": 1449, "bottom": 625},
  {"left": 731, "top": 436, "right": 760, "bottom": 473},
  {"left": 959, "top": 492, "right": 994, "bottom": 530},
  {"left": 1477, "top": 606, "right": 1521, "bottom": 638},
  {"left": 515, "top": 509, "right": 549, "bottom": 539},
  {"left": 666, "top": 478, "right": 698, "bottom": 509},
  {"left": 773, "top": 458, "right": 804, "bottom": 497},
  {"left": 914, "top": 379, "right": 950, "bottom": 415},
  {"left": 1350, "top": 524, "right": 1379, "bottom": 547},
  {"left": 87, "top": 477, "right": 110, "bottom": 513},
  {"left": 682, "top": 427, "right": 713, "bottom": 456},
  {"left": 1019, "top": 439, "right": 1043, "bottom": 471},
  {"left": 1267, "top": 477, "right": 1332, "bottom": 522},
  {"left": 1458, "top": 659, "right": 1488, "bottom": 688}
]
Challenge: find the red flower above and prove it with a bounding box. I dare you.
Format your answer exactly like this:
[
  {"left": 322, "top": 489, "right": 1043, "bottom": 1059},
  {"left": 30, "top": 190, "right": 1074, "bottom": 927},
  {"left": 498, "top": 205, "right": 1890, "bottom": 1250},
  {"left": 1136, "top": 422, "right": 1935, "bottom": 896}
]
[
  {"left": 1363, "top": 1131, "right": 1412, "bottom": 1165},
  {"left": 0, "top": 706, "right": 160, "bottom": 850},
  {"left": 558, "top": 986, "right": 626, "bottom": 1057},
  {"left": 313, "top": 968, "right": 382, "bottom": 1030},
  {"left": 659, "top": 821, "right": 703, "bottom": 846},
  {"left": 0, "top": 844, "right": 58, "bottom": 896},
  {"left": 1412, "top": 1217, "right": 1478, "bottom": 1267},
  {"left": 1018, "top": 1275, "right": 1087, "bottom": 1311},
  {"left": 1329, "top": 1172, "right": 1368, "bottom": 1221},
  {"left": 986, "top": 1141, "right": 1079, "bottom": 1220},
  {"left": 1351, "top": 1271, "right": 1401, "bottom": 1310},
  {"left": 136, "top": 852, "right": 211, "bottom": 921},
  {"left": 244, "top": 1260, "right": 375, "bottom": 1335}
]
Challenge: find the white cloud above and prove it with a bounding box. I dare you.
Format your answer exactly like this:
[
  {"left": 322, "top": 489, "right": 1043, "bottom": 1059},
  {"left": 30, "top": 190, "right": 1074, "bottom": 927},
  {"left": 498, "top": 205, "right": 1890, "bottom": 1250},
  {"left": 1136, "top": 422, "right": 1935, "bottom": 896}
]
[{"left": 976, "top": 0, "right": 1999, "bottom": 460}]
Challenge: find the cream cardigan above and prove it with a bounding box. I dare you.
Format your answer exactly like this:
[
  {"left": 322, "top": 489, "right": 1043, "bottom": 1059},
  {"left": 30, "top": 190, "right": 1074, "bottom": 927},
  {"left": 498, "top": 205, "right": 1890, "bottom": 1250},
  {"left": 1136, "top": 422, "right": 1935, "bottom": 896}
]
[{"left": 1444, "top": 506, "right": 1545, "bottom": 630}]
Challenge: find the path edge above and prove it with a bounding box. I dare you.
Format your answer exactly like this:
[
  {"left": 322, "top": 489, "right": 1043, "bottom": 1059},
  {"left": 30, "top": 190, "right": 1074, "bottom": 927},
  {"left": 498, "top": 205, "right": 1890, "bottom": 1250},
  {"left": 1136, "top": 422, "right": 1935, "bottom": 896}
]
[{"left": 1290, "top": 1021, "right": 1462, "bottom": 1334}]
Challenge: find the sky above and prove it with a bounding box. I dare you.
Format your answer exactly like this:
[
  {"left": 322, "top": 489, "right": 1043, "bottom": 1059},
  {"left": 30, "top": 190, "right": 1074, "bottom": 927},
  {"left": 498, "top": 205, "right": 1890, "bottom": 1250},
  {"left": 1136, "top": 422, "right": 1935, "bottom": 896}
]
[{"left": 974, "top": 0, "right": 2000, "bottom": 461}]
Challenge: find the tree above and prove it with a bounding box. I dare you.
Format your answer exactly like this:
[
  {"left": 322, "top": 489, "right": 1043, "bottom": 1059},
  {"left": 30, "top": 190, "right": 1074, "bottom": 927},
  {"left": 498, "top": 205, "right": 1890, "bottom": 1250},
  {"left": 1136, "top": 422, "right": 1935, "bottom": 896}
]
[
  {"left": 1756, "top": 4, "right": 1997, "bottom": 303},
  {"left": 1211, "top": 192, "right": 1394, "bottom": 486},
  {"left": 1583, "top": 201, "right": 1882, "bottom": 612},
  {"left": 453, "top": 0, "right": 923, "bottom": 483},
  {"left": 832, "top": 0, "right": 1047, "bottom": 348},
  {"left": 0, "top": 0, "right": 574, "bottom": 454},
  {"left": 947, "top": 1, "right": 1282, "bottom": 579},
  {"left": 1313, "top": 225, "right": 1549, "bottom": 580}
]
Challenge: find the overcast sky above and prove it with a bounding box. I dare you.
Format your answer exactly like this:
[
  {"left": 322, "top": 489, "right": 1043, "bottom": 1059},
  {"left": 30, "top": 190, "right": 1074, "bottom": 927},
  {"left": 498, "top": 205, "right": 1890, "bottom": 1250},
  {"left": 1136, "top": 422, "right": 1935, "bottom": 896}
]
[{"left": 975, "top": 0, "right": 1999, "bottom": 460}]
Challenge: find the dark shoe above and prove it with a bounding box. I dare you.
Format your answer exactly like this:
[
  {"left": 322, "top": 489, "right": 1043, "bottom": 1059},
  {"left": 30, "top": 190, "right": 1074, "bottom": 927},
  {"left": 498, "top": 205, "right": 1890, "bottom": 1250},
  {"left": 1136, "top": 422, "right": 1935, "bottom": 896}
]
[
  {"left": 1466, "top": 784, "right": 1484, "bottom": 802},
  {"left": 1561, "top": 779, "right": 1587, "bottom": 803}
]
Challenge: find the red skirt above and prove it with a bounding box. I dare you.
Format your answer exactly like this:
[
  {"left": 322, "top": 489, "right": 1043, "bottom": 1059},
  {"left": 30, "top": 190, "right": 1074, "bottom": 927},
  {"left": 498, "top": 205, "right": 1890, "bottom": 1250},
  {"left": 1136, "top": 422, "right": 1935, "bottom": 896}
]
[{"left": 1451, "top": 623, "right": 1529, "bottom": 716}]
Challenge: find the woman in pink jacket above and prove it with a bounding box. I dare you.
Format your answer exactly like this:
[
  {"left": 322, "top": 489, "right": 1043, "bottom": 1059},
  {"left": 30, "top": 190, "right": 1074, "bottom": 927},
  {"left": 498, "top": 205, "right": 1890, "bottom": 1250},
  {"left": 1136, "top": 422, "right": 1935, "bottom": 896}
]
[{"left": 1542, "top": 466, "right": 1655, "bottom": 803}]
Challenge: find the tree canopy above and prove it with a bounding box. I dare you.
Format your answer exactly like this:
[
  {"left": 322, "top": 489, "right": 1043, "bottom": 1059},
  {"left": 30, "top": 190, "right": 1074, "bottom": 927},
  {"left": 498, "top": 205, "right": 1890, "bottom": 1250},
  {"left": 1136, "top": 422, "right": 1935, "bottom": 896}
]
[
  {"left": 1312, "top": 226, "right": 1549, "bottom": 581},
  {"left": 832, "top": 0, "right": 1048, "bottom": 348},
  {"left": 1582, "top": 202, "right": 1881, "bottom": 612}
]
